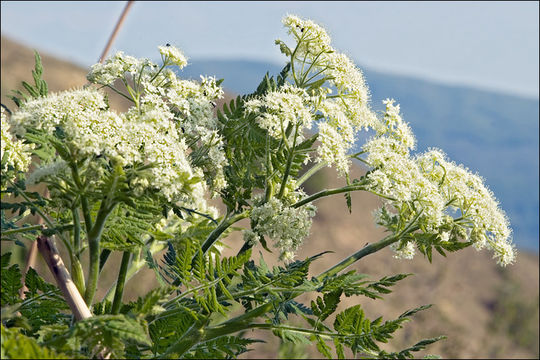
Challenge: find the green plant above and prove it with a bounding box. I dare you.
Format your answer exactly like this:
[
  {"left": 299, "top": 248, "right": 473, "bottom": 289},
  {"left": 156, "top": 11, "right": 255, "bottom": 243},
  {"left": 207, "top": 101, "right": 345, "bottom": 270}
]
[{"left": 1, "top": 15, "right": 515, "bottom": 359}]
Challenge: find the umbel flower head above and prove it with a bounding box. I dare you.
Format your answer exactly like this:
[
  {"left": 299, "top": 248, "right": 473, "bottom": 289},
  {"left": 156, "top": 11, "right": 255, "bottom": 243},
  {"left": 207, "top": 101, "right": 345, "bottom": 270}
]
[
  {"left": 245, "top": 14, "right": 381, "bottom": 176},
  {"left": 8, "top": 46, "right": 227, "bottom": 214},
  {"left": 250, "top": 197, "right": 316, "bottom": 262},
  {"left": 280, "top": 14, "right": 380, "bottom": 176},
  {"left": 363, "top": 98, "right": 515, "bottom": 266}
]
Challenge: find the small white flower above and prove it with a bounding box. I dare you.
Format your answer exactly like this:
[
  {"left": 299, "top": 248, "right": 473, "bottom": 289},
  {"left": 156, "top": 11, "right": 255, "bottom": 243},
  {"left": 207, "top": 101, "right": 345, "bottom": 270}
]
[
  {"left": 158, "top": 45, "right": 188, "bottom": 68},
  {"left": 250, "top": 197, "right": 316, "bottom": 260},
  {"left": 245, "top": 85, "right": 312, "bottom": 141},
  {"left": 391, "top": 241, "right": 416, "bottom": 260}
]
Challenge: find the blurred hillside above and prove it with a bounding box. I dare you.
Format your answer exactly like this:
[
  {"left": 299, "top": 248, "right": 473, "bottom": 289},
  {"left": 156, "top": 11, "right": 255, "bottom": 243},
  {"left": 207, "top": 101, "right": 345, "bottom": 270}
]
[{"left": 1, "top": 36, "right": 538, "bottom": 359}]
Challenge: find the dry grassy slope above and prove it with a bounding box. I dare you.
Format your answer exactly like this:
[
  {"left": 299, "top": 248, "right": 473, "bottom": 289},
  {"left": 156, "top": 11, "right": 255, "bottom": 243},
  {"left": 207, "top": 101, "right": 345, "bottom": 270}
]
[
  {"left": 2, "top": 36, "right": 538, "bottom": 359},
  {"left": 1, "top": 36, "right": 131, "bottom": 111}
]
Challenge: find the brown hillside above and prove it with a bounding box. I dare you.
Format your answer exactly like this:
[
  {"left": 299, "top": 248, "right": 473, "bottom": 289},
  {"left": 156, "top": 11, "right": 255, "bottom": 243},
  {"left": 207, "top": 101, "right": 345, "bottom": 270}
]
[{"left": 1, "top": 35, "right": 538, "bottom": 359}]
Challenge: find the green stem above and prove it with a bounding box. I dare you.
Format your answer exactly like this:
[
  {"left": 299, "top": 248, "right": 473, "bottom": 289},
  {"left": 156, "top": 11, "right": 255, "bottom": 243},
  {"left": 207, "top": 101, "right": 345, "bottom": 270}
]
[
  {"left": 296, "top": 161, "right": 327, "bottom": 188},
  {"left": 199, "top": 211, "right": 249, "bottom": 255},
  {"left": 292, "top": 183, "right": 367, "bottom": 208},
  {"left": 316, "top": 234, "right": 399, "bottom": 281},
  {"left": 83, "top": 201, "right": 115, "bottom": 306},
  {"left": 1, "top": 225, "right": 43, "bottom": 236},
  {"left": 303, "top": 66, "right": 330, "bottom": 86},
  {"left": 301, "top": 150, "right": 366, "bottom": 190},
  {"left": 149, "top": 62, "right": 167, "bottom": 83},
  {"left": 111, "top": 251, "right": 130, "bottom": 314},
  {"left": 103, "top": 240, "right": 166, "bottom": 302},
  {"left": 264, "top": 135, "right": 274, "bottom": 203},
  {"left": 161, "top": 317, "right": 209, "bottom": 358},
  {"left": 289, "top": 33, "right": 306, "bottom": 86},
  {"left": 299, "top": 51, "right": 326, "bottom": 85},
  {"left": 104, "top": 84, "right": 134, "bottom": 103},
  {"left": 72, "top": 208, "right": 81, "bottom": 258},
  {"left": 277, "top": 124, "right": 299, "bottom": 199},
  {"left": 163, "top": 276, "right": 226, "bottom": 309},
  {"left": 316, "top": 214, "right": 422, "bottom": 281},
  {"left": 69, "top": 163, "right": 93, "bottom": 234}
]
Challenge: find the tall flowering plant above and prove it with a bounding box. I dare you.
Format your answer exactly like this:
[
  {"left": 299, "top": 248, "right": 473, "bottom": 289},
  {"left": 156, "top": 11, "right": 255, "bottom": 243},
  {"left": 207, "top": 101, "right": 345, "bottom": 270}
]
[{"left": 1, "top": 15, "right": 514, "bottom": 359}]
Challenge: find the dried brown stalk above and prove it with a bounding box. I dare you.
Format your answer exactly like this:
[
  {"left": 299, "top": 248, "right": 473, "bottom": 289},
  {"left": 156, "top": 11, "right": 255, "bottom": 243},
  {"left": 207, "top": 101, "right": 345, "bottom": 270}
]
[
  {"left": 98, "top": 1, "right": 135, "bottom": 63},
  {"left": 37, "top": 235, "right": 92, "bottom": 320},
  {"left": 37, "top": 235, "right": 110, "bottom": 359}
]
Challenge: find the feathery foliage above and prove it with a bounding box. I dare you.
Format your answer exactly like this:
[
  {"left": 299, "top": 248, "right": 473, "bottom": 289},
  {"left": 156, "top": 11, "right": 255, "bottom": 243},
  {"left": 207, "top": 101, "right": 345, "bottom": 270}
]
[{"left": 0, "top": 14, "right": 514, "bottom": 359}]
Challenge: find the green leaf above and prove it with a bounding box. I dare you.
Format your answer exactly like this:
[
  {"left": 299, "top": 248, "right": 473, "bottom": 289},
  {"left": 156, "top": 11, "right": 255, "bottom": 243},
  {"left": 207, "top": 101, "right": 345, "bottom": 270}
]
[
  {"left": 23, "top": 267, "right": 58, "bottom": 298},
  {"left": 311, "top": 290, "right": 342, "bottom": 322},
  {"left": 1, "top": 262, "right": 22, "bottom": 306},
  {"left": 149, "top": 305, "right": 200, "bottom": 354},
  {"left": 21, "top": 81, "right": 39, "bottom": 98},
  {"left": 1, "top": 252, "right": 12, "bottom": 269},
  {"left": 399, "top": 304, "right": 432, "bottom": 320},
  {"left": 71, "top": 314, "right": 151, "bottom": 358},
  {"left": 334, "top": 337, "right": 345, "bottom": 359},
  {"left": 315, "top": 335, "right": 333, "bottom": 359},
  {"left": 188, "top": 336, "right": 262, "bottom": 358},
  {"left": 1, "top": 325, "right": 70, "bottom": 359}
]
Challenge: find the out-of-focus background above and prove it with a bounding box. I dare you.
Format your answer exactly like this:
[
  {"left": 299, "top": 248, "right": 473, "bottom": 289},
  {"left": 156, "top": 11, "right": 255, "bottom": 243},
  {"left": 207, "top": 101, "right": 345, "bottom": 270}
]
[{"left": 1, "top": 1, "right": 538, "bottom": 358}]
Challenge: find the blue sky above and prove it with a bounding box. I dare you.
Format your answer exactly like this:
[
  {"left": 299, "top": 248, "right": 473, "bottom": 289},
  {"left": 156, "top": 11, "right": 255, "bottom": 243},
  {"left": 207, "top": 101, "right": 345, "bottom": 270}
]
[{"left": 1, "top": 1, "right": 539, "bottom": 98}]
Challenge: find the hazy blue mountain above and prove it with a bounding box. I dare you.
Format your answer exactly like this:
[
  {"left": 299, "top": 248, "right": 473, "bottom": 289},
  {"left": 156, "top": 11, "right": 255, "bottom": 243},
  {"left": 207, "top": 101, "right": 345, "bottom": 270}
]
[{"left": 179, "top": 59, "right": 539, "bottom": 251}]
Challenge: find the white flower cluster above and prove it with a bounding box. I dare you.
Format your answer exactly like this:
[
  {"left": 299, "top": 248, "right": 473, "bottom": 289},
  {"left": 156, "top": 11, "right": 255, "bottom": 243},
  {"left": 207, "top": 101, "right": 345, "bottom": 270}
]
[
  {"left": 10, "top": 46, "right": 227, "bottom": 214},
  {"left": 282, "top": 15, "right": 332, "bottom": 56},
  {"left": 250, "top": 197, "right": 316, "bottom": 261},
  {"left": 88, "top": 47, "right": 227, "bottom": 200},
  {"left": 1, "top": 107, "right": 33, "bottom": 188},
  {"left": 87, "top": 51, "right": 154, "bottom": 85},
  {"left": 9, "top": 88, "right": 195, "bottom": 203},
  {"left": 158, "top": 45, "right": 188, "bottom": 68},
  {"left": 245, "top": 84, "right": 313, "bottom": 141},
  {"left": 390, "top": 241, "right": 416, "bottom": 260},
  {"left": 417, "top": 149, "right": 515, "bottom": 266},
  {"left": 363, "top": 100, "right": 515, "bottom": 266},
  {"left": 152, "top": 73, "right": 226, "bottom": 193},
  {"left": 280, "top": 15, "right": 380, "bottom": 175}
]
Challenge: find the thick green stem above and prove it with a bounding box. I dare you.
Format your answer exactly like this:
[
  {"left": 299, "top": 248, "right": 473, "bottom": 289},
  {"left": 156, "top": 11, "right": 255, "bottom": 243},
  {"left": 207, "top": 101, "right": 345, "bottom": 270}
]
[
  {"left": 111, "top": 251, "right": 130, "bottom": 314},
  {"left": 316, "top": 234, "right": 399, "bottom": 281},
  {"left": 80, "top": 198, "right": 93, "bottom": 235},
  {"left": 317, "top": 216, "right": 422, "bottom": 281},
  {"left": 277, "top": 125, "right": 299, "bottom": 199},
  {"left": 103, "top": 240, "right": 166, "bottom": 302},
  {"left": 83, "top": 202, "right": 115, "bottom": 306},
  {"left": 72, "top": 208, "right": 81, "bottom": 258}
]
